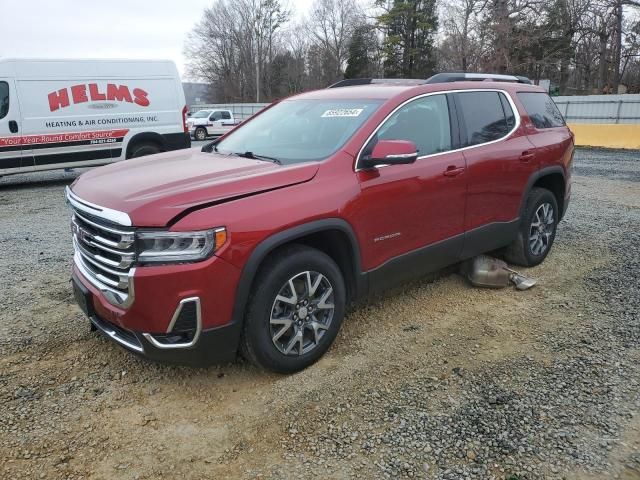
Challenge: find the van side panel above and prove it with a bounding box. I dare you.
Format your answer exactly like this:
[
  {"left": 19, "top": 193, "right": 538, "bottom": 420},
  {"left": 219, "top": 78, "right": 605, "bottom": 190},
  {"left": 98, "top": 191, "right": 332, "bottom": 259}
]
[{"left": 0, "top": 59, "right": 189, "bottom": 174}]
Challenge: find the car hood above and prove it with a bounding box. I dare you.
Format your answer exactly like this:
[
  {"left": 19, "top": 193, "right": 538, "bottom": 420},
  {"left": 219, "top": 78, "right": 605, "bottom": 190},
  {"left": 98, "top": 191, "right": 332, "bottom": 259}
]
[{"left": 70, "top": 147, "right": 319, "bottom": 227}]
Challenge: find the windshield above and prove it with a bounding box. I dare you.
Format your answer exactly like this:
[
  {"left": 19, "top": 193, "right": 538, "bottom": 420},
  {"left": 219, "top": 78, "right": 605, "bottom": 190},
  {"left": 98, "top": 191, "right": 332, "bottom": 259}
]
[
  {"left": 193, "top": 110, "right": 211, "bottom": 118},
  {"left": 214, "top": 99, "right": 382, "bottom": 164}
]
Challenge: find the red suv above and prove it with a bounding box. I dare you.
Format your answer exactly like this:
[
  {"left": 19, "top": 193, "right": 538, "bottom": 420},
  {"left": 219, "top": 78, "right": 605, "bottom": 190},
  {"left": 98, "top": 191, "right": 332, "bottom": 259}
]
[{"left": 67, "top": 73, "right": 573, "bottom": 373}]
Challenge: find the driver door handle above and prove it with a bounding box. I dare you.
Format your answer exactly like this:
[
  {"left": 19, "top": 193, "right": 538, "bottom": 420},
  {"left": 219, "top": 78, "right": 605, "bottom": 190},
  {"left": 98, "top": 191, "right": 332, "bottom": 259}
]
[{"left": 443, "top": 166, "right": 465, "bottom": 177}]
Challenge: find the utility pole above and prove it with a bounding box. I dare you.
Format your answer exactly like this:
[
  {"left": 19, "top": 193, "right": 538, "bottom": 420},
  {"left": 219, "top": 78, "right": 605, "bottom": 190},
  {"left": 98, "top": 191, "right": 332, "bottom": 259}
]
[{"left": 256, "top": 56, "right": 260, "bottom": 103}]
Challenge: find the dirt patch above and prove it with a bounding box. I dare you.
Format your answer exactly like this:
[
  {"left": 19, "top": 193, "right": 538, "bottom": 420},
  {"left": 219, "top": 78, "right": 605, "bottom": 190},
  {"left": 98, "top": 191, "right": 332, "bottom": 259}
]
[{"left": 1, "top": 150, "right": 640, "bottom": 479}]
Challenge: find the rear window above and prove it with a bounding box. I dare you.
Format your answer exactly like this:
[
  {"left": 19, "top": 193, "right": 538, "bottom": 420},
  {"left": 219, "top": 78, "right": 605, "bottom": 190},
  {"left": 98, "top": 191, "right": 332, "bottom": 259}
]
[
  {"left": 456, "top": 91, "right": 514, "bottom": 146},
  {"left": 518, "top": 92, "right": 565, "bottom": 128},
  {"left": 0, "top": 82, "right": 8, "bottom": 120}
]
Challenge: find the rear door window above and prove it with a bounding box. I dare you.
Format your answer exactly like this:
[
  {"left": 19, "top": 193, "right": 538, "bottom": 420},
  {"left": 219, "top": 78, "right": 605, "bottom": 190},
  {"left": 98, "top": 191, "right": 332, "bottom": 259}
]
[
  {"left": 518, "top": 92, "right": 565, "bottom": 128},
  {"left": 0, "top": 82, "right": 9, "bottom": 119},
  {"left": 455, "top": 91, "right": 513, "bottom": 146},
  {"left": 221, "top": 111, "right": 231, "bottom": 120}
]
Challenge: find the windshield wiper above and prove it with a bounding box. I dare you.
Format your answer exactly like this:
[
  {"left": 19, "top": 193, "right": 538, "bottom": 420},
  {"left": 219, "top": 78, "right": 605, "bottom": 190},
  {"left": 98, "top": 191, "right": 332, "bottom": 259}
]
[{"left": 234, "top": 151, "right": 282, "bottom": 165}]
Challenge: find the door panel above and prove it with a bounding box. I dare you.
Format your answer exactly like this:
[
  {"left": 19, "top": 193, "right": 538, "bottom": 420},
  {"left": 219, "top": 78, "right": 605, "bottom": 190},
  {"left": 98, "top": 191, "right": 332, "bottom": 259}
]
[
  {"left": 461, "top": 134, "right": 537, "bottom": 229},
  {"left": 352, "top": 93, "right": 467, "bottom": 274},
  {"left": 355, "top": 151, "right": 467, "bottom": 272},
  {"left": 454, "top": 91, "right": 538, "bottom": 231},
  {"left": 0, "top": 78, "right": 33, "bottom": 173}
]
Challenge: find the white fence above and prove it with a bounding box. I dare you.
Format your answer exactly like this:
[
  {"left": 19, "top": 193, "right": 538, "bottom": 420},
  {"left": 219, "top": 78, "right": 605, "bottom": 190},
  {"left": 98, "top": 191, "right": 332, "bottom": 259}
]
[{"left": 553, "top": 95, "right": 640, "bottom": 124}]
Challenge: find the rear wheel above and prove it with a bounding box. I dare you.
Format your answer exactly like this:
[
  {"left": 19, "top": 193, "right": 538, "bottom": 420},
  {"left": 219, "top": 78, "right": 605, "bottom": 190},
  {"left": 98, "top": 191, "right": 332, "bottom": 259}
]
[
  {"left": 194, "top": 127, "right": 207, "bottom": 141},
  {"left": 504, "top": 187, "right": 559, "bottom": 267},
  {"left": 128, "top": 142, "right": 161, "bottom": 159},
  {"left": 241, "top": 245, "right": 346, "bottom": 373}
]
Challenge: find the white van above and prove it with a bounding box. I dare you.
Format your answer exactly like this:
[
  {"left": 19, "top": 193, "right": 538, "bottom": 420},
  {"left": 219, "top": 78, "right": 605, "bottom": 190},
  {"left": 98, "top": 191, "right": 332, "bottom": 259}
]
[{"left": 0, "top": 58, "right": 190, "bottom": 176}]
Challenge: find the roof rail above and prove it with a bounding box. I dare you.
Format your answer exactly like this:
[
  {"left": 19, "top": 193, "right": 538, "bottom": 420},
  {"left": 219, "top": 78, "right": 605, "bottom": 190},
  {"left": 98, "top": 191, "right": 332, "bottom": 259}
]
[
  {"left": 328, "top": 73, "right": 533, "bottom": 89},
  {"left": 328, "top": 78, "right": 427, "bottom": 88},
  {"left": 424, "top": 73, "right": 532, "bottom": 85}
]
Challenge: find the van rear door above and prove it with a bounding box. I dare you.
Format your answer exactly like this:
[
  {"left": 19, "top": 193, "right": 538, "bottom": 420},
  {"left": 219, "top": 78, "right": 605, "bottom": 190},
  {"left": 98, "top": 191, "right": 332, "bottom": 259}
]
[{"left": 0, "top": 79, "right": 33, "bottom": 173}]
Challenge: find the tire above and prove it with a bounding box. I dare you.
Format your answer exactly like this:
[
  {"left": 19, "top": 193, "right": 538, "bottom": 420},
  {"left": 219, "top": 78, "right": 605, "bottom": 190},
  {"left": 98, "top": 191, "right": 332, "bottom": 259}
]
[
  {"left": 504, "top": 187, "right": 559, "bottom": 267},
  {"left": 128, "top": 142, "right": 161, "bottom": 159},
  {"left": 240, "top": 244, "right": 346, "bottom": 373},
  {"left": 194, "top": 127, "right": 207, "bottom": 141}
]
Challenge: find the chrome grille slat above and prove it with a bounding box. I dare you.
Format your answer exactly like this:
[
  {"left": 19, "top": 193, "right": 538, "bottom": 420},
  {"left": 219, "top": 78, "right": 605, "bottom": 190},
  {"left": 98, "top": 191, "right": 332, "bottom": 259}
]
[
  {"left": 69, "top": 196, "right": 135, "bottom": 307},
  {"left": 73, "top": 212, "right": 135, "bottom": 248},
  {"left": 75, "top": 238, "right": 133, "bottom": 270},
  {"left": 74, "top": 221, "right": 127, "bottom": 249},
  {"left": 76, "top": 245, "right": 129, "bottom": 289}
]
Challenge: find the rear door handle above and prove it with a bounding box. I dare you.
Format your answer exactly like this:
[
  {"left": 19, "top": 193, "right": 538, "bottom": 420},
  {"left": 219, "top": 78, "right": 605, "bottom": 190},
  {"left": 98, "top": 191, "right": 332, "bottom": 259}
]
[
  {"left": 443, "top": 166, "right": 465, "bottom": 177},
  {"left": 520, "top": 150, "right": 535, "bottom": 162},
  {"left": 8, "top": 120, "right": 19, "bottom": 133}
]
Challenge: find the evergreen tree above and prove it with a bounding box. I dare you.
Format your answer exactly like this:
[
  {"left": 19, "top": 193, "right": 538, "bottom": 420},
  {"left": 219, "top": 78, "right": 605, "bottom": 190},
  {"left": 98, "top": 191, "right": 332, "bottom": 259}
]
[
  {"left": 376, "top": 0, "right": 438, "bottom": 78},
  {"left": 345, "top": 25, "right": 379, "bottom": 78}
]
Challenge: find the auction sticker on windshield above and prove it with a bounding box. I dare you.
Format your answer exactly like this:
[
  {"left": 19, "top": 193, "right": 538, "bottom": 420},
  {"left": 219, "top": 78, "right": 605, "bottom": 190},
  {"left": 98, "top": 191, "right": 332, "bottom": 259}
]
[{"left": 321, "top": 108, "right": 364, "bottom": 118}]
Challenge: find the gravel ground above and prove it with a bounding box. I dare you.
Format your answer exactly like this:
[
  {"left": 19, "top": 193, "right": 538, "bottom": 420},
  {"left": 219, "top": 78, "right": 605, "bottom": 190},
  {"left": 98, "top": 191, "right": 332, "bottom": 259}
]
[{"left": 0, "top": 148, "right": 639, "bottom": 480}]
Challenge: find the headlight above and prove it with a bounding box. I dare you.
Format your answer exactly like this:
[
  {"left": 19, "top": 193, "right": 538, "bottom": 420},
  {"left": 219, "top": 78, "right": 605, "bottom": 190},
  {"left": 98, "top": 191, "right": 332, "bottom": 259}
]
[{"left": 136, "top": 228, "right": 227, "bottom": 265}]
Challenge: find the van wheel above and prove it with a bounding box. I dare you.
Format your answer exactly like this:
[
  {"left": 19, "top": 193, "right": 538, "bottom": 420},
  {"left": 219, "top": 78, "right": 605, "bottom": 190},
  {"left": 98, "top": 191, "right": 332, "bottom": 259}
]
[
  {"left": 240, "top": 245, "right": 346, "bottom": 373},
  {"left": 194, "top": 127, "right": 207, "bottom": 141},
  {"left": 128, "top": 142, "right": 161, "bottom": 159},
  {"left": 504, "top": 187, "right": 559, "bottom": 267}
]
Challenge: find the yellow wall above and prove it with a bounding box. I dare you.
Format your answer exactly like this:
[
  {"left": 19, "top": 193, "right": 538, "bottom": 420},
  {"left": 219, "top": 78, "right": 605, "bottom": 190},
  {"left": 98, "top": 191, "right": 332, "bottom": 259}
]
[{"left": 568, "top": 123, "right": 640, "bottom": 149}]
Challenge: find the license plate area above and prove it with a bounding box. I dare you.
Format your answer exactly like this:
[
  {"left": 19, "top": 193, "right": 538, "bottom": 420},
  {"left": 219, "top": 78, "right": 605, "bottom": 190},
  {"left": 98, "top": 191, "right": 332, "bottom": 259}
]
[{"left": 72, "top": 275, "right": 94, "bottom": 318}]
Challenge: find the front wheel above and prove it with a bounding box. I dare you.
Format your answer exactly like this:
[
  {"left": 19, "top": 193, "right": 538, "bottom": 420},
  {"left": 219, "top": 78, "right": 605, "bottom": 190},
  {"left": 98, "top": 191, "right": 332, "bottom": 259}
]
[
  {"left": 504, "top": 187, "right": 559, "bottom": 267},
  {"left": 194, "top": 127, "right": 207, "bottom": 141},
  {"left": 241, "top": 245, "right": 346, "bottom": 373}
]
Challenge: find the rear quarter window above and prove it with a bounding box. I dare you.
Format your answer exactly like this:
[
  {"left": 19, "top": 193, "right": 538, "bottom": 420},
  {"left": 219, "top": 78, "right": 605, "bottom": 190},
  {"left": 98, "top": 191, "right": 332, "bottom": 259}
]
[{"left": 518, "top": 92, "right": 565, "bottom": 128}]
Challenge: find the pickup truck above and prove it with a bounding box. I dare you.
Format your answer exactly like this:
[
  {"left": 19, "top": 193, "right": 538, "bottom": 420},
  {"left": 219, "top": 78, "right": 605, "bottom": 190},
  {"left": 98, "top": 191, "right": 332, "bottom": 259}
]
[{"left": 187, "top": 109, "right": 239, "bottom": 140}]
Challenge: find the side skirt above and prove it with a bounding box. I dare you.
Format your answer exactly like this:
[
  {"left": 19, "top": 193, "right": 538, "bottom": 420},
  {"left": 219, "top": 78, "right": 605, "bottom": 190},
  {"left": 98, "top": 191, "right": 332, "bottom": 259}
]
[
  {"left": 364, "top": 219, "right": 520, "bottom": 295},
  {"left": 366, "top": 234, "right": 464, "bottom": 294}
]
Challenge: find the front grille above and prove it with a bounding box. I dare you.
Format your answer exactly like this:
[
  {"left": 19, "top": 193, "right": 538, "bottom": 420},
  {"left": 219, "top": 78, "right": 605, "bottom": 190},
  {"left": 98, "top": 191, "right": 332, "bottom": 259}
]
[{"left": 71, "top": 206, "right": 135, "bottom": 306}]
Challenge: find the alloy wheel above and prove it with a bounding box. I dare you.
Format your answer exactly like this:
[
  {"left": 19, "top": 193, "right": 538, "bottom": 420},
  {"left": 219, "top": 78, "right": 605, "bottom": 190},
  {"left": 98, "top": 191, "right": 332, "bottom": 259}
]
[
  {"left": 529, "top": 202, "right": 555, "bottom": 256},
  {"left": 269, "top": 271, "right": 335, "bottom": 356}
]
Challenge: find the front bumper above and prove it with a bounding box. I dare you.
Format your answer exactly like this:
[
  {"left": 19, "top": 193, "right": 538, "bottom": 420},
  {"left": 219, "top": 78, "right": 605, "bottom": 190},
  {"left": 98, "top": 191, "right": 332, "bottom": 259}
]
[
  {"left": 90, "top": 309, "right": 241, "bottom": 367},
  {"left": 72, "top": 252, "right": 243, "bottom": 366}
]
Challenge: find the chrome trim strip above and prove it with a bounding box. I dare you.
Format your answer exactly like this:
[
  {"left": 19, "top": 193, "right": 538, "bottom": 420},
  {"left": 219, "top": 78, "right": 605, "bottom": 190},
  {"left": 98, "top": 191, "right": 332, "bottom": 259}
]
[
  {"left": 142, "top": 297, "right": 202, "bottom": 350},
  {"left": 74, "top": 250, "right": 135, "bottom": 308},
  {"left": 66, "top": 187, "right": 132, "bottom": 227},
  {"left": 385, "top": 152, "right": 418, "bottom": 159},
  {"left": 355, "top": 88, "right": 522, "bottom": 171},
  {"left": 90, "top": 316, "right": 144, "bottom": 353}
]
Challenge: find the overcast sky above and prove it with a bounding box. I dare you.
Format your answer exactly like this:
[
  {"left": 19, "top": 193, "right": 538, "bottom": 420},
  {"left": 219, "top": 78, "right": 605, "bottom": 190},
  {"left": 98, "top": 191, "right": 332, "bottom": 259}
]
[{"left": 0, "top": 0, "right": 316, "bottom": 79}]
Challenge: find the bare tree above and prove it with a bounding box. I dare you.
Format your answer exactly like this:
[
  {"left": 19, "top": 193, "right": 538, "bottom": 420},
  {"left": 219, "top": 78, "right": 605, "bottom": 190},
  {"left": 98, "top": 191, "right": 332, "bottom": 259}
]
[
  {"left": 309, "top": 0, "right": 363, "bottom": 83},
  {"left": 184, "top": 0, "right": 289, "bottom": 102}
]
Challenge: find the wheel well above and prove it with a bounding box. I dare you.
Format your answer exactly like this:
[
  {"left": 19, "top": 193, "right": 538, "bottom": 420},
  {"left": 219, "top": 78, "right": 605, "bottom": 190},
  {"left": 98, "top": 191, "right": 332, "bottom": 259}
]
[
  {"left": 126, "top": 132, "right": 166, "bottom": 159},
  {"left": 267, "top": 230, "right": 358, "bottom": 303},
  {"left": 532, "top": 173, "right": 565, "bottom": 216}
]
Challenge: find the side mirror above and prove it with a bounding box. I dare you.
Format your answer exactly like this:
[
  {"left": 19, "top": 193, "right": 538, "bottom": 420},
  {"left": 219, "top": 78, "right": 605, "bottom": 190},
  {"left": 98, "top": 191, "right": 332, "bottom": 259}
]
[{"left": 360, "top": 139, "right": 419, "bottom": 169}]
